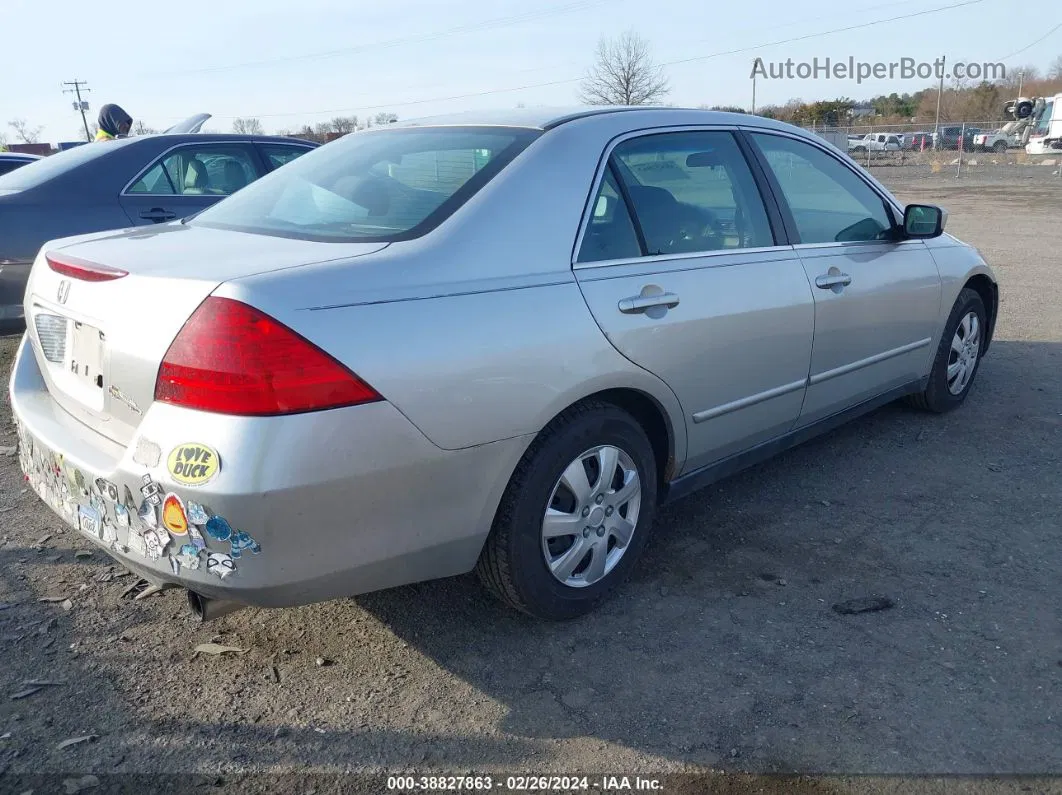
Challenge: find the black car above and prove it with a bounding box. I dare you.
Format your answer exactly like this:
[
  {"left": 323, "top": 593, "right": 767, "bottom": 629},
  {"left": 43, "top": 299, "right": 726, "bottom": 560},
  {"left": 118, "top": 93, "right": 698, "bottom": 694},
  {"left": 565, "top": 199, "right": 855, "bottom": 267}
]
[
  {"left": 0, "top": 152, "right": 42, "bottom": 176},
  {"left": 932, "top": 125, "right": 982, "bottom": 151},
  {"left": 0, "top": 126, "right": 317, "bottom": 323}
]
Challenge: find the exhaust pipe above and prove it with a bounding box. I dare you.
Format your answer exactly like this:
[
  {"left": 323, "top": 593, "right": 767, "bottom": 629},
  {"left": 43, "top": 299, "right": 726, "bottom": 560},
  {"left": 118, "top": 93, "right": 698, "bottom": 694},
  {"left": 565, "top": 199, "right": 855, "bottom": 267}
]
[{"left": 187, "top": 590, "right": 246, "bottom": 622}]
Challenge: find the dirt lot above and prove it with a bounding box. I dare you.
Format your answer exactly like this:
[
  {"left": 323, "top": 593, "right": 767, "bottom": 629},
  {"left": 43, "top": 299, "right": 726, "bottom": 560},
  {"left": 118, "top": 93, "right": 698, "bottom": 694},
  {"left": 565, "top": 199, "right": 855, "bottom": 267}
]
[{"left": 1, "top": 175, "right": 1060, "bottom": 793}]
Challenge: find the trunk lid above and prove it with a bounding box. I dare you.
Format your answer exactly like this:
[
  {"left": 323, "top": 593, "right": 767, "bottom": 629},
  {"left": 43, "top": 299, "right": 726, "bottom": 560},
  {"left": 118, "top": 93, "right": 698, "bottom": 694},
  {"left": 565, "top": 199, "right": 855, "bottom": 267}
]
[{"left": 24, "top": 224, "right": 387, "bottom": 446}]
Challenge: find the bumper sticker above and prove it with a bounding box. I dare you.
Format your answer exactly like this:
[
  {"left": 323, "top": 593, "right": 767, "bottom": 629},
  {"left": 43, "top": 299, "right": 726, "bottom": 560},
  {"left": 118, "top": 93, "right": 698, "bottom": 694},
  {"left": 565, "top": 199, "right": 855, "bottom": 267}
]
[
  {"left": 140, "top": 474, "right": 163, "bottom": 506},
  {"left": 15, "top": 421, "right": 263, "bottom": 582},
  {"left": 167, "top": 442, "right": 220, "bottom": 487},
  {"left": 77, "top": 505, "right": 102, "bottom": 539},
  {"left": 206, "top": 552, "right": 236, "bottom": 579},
  {"left": 177, "top": 544, "right": 201, "bottom": 570},
  {"left": 161, "top": 493, "right": 189, "bottom": 536},
  {"left": 186, "top": 501, "right": 210, "bottom": 526}
]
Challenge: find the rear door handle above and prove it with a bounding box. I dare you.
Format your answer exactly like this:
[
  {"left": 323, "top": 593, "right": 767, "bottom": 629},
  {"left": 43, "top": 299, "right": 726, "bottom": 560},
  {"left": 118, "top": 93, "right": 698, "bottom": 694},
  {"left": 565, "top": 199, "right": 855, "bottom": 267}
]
[
  {"left": 815, "top": 273, "right": 852, "bottom": 289},
  {"left": 618, "top": 292, "right": 680, "bottom": 314},
  {"left": 139, "top": 208, "right": 177, "bottom": 223}
]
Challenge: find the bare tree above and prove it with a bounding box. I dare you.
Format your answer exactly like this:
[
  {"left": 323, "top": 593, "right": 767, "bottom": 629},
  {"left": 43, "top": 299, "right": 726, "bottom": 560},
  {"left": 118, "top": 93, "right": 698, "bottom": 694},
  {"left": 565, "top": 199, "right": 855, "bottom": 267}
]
[
  {"left": 579, "top": 31, "right": 669, "bottom": 106},
  {"left": 374, "top": 112, "right": 398, "bottom": 126},
  {"left": 133, "top": 121, "right": 160, "bottom": 135},
  {"left": 8, "top": 118, "right": 43, "bottom": 144},
  {"left": 232, "top": 117, "right": 265, "bottom": 135},
  {"left": 1049, "top": 55, "right": 1062, "bottom": 80},
  {"left": 328, "top": 116, "right": 359, "bottom": 134}
]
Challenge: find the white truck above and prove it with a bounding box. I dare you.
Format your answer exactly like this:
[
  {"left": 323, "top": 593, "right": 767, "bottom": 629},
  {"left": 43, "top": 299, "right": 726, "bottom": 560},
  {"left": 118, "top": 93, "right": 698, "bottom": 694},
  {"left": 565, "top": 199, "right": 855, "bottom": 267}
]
[
  {"left": 972, "top": 96, "right": 1062, "bottom": 154},
  {"left": 848, "top": 133, "right": 902, "bottom": 153}
]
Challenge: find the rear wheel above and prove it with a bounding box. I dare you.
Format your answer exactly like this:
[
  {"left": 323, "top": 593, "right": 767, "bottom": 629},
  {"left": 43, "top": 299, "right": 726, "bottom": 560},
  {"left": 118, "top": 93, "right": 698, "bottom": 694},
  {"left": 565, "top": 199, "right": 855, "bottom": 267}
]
[
  {"left": 907, "top": 288, "right": 987, "bottom": 413},
  {"left": 476, "top": 401, "right": 658, "bottom": 620},
  {"left": 992, "top": 140, "right": 1008, "bottom": 153}
]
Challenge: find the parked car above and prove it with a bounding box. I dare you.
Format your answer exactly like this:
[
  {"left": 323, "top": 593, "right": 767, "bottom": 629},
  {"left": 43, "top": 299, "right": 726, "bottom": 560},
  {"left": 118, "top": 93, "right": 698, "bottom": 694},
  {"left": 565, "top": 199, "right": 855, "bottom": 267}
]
[
  {"left": 0, "top": 121, "right": 317, "bottom": 322},
  {"left": 932, "top": 125, "right": 982, "bottom": 150},
  {"left": 9, "top": 107, "right": 998, "bottom": 622},
  {"left": 0, "top": 152, "right": 42, "bottom": 176},
  {"left": 848, "top": 133, "right": 902, "bottom": 153},
  {"left": 906, "top": 131, "right": 934, "bottom": 150},
  {"left": 972, "top": 129, "right": 1015, "bottom": 152}
]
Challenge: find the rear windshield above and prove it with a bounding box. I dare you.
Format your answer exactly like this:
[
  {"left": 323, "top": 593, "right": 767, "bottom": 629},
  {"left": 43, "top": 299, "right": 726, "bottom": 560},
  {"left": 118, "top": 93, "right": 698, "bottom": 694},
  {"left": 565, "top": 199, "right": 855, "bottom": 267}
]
[
  {"left": 189, "top": 126, "right": 540, "bottom": 242},
  {"left": 0, "top": 140, "right": 131, "bottom": 190}
]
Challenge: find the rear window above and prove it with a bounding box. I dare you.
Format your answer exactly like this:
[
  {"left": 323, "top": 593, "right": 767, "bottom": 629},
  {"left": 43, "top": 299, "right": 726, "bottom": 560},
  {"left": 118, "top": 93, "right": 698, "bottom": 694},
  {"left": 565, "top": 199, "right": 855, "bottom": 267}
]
[
  {"left": 190, "top": 126, "right": 539, "bottom": 242},
  {"left": 0, "top": 140, "right": 131, "bottom": 190}
]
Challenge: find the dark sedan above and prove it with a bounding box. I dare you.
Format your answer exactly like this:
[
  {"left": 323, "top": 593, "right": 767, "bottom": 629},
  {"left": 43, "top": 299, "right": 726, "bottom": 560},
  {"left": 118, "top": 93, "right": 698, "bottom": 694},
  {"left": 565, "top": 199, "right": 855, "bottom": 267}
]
[
  {"left": 0, "top": 132, "right": 317, "bottom": 322},
  {"left": 0, "top": 152, "right": 42, "bottom": 176}
]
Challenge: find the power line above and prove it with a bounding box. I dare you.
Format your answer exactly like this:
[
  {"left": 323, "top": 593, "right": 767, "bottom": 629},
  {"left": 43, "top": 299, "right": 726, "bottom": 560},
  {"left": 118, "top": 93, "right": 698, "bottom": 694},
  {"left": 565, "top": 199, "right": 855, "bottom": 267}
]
[
  {"left": 175, "top": 0, "right": 603, "bottom": 76},
  {"left": 62, "top": 80, "right": 92, "bottom": 142},
  {"left": 994, "top": 21, "right": 1062, "bottom": 63},
  {"left": 209, "top": 0, "right": 986, "bottom": 120}
]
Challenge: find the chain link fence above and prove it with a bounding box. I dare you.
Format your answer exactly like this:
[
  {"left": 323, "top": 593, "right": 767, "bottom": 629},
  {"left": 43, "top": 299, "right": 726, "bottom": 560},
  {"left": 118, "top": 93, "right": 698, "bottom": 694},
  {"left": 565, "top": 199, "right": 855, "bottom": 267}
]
[{"left": 803, "top": 120, "right": 1062, "bottom": 186}]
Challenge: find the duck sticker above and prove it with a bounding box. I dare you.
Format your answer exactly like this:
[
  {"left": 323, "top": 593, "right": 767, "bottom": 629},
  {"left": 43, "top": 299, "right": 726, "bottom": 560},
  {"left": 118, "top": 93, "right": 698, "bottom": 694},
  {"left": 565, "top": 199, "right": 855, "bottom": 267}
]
[
  {"left": 161, "top": 493, "right": 189, "bottom": 536},
  {"left": 166, "top": 442, "right": 220, "bottom": 487},
  {"left": 206, "top": 552, "right": 236, "bottom": 579}
]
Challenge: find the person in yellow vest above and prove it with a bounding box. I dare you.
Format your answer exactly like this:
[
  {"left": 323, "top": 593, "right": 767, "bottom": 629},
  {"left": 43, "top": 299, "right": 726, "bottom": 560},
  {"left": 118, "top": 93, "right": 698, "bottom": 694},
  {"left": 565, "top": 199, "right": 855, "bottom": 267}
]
[{"left": 94, "top": 104, "right": 133, "bottom": 142}]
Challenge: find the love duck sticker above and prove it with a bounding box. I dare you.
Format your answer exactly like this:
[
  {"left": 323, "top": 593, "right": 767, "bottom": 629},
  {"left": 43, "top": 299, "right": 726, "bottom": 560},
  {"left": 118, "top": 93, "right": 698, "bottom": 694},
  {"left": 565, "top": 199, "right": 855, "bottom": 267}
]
[{"left": 166, "top": 443, "right": 220, "bottom": 487}]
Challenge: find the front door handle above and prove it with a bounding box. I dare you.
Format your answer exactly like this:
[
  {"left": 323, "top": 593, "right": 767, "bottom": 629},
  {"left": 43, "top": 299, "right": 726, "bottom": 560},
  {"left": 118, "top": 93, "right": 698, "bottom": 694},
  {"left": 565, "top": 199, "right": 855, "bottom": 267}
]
[
  {"left": 815, "top": 272, "right": 852, "bottom": 289},
  {"left": 139, "top": 208, "right": 177, "bottom": 223},
  {"left": 618, "top": 292, "right": 680, "bottom": 314}
]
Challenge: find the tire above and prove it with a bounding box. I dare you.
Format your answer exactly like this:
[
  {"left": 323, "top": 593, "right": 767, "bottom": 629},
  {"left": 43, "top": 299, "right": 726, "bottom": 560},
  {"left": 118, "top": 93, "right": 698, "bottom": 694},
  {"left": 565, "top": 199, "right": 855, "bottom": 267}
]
[
  {"left": 906, "top": 288, "right": 987, "bottom": 413},
  {"left": 992, "top": 141, "right": 1008, "bottom": 153},
  {"left": 476, "top": 401, "right": 658, "bottom": 620}
]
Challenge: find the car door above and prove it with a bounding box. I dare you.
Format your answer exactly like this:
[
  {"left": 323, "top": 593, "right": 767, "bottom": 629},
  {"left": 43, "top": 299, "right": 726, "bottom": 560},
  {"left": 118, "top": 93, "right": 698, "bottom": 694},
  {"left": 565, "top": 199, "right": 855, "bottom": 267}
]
[
  {"left": 746, "top": 131, "right": 941, "bottom": 427},
  {"left": 119, "top": 142, "right": 264, "bottom": 225},
  {"left": 573, "top": 129, "right": 815, "bottom": 474}
]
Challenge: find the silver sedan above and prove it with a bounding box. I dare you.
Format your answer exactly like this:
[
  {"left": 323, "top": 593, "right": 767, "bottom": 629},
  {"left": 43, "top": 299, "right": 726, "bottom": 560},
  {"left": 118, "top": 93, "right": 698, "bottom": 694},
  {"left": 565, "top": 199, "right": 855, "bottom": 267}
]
[{"left": 9, "top": 107, "right": 998, "bottom": 621}]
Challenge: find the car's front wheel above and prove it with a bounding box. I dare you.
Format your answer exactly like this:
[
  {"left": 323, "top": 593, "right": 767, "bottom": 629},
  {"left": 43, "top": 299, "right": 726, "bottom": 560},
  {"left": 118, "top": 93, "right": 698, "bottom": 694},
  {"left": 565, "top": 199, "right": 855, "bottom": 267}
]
[
  {"left": 907, "top": 288, "right": 987, "bottom": 413},
  {"left": 477, "top": 401, "right": 658, "bottom": 620}
]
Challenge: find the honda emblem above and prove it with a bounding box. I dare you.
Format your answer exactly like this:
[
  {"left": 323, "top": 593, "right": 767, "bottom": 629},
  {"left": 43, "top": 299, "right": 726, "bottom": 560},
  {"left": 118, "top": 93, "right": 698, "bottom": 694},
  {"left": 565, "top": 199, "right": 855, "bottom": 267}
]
[{"left": 56, "top": 280, "right": 71, "bottom": 304}]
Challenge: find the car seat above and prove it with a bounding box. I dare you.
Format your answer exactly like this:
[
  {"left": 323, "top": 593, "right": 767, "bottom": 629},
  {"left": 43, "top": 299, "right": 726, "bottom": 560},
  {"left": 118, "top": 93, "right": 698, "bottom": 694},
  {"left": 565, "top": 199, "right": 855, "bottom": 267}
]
[{"left": 183, "top": 159, "right": 209, "bottom": 195}]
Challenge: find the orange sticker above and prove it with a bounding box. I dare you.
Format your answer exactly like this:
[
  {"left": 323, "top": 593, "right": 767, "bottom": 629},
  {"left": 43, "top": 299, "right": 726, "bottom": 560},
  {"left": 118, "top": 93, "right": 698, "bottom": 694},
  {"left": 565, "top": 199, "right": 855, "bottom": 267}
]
[{"left": 162, "top": 493, "right": 189, "bottom": 536}]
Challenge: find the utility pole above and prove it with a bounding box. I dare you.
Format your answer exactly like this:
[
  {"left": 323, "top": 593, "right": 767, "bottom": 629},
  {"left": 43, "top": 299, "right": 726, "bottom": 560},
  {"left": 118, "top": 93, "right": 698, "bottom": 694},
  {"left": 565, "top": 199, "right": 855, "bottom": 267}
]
[
  {"left": 62, "top": 80, "right": 92, "bottom": 142},
  {"left": 751, "top": 63, "right": 757, "bottom": 115},
  {"left": 932, "top": 55, "right": 945, "bottom": 150}
]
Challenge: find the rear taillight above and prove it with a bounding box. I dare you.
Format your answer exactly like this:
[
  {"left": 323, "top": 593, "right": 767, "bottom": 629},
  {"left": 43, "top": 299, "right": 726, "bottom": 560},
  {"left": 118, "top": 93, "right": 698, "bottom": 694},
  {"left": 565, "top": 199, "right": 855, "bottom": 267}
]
[
  {"left": 154, "top": 297, "right": 382, "bottom": 416},
  {"left": 46, "top": 252, "right": 128, "bottom": 282}
]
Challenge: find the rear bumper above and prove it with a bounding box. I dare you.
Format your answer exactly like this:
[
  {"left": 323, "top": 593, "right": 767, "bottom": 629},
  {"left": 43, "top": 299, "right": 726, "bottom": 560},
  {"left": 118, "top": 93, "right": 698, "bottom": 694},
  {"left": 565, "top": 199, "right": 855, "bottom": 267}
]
[{"left": 9, "top": 335, "right": 530, "bottom": 608}]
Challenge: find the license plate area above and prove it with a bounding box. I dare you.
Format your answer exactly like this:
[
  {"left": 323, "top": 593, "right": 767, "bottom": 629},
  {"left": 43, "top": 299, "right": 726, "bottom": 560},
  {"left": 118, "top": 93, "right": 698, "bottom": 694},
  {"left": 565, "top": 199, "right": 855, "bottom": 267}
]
[
  {"left": 52, "top": 320, "right": 107, "bottom": 411},
  {"left": 70, "top": 322, "right": 105, "bottom": 389}
]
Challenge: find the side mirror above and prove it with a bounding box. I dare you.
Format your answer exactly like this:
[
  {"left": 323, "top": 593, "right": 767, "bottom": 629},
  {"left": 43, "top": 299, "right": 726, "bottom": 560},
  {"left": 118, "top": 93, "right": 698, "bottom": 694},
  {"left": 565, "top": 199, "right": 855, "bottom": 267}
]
[{"left": 903, "top": 204, "right": 945, "bottom": 238}]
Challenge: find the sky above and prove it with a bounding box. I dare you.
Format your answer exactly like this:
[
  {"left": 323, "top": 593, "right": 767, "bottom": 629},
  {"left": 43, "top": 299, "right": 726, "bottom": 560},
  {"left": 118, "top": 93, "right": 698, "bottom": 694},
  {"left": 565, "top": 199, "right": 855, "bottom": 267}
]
[{"left": 1, "top": 0, "right": 1059, "bottom": 144}]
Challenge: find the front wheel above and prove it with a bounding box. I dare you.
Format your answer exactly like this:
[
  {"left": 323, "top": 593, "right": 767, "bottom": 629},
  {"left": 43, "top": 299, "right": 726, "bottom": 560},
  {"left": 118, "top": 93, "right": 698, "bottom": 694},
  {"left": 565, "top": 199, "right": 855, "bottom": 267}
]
[
  {"left": 907, "top": 288, "right": 987, "bottom": 413},
  {"left": 992, "top": 140, "right": 1008, "bottom": 153},
  {"left": 476, "top": 401, "right": 658, "bottom": 620}
]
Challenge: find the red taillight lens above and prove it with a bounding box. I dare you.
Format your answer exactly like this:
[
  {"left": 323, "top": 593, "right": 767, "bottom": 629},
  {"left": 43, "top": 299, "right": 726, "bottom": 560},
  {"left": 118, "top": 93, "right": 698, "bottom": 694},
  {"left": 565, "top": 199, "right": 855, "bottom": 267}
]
[
  {"left": 46, "top": 252, "right": 128, "bottom": 282},
  {"left": 154, "top": 297, "right": 382, "bottom": 416}
]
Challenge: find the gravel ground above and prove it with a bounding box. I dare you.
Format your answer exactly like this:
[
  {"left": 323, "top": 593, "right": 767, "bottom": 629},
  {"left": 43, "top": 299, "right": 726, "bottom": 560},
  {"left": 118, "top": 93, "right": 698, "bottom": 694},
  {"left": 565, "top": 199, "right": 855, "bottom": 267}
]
[{"left": 0, "top": 176, "right": 1060, "bottom": 793}]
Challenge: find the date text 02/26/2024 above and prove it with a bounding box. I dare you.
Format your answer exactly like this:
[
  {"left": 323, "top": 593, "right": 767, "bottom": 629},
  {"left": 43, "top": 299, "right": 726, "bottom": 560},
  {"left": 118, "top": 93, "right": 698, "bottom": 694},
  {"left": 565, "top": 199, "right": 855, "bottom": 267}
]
[{"left": 386, "top": 776, "right": 664, "bottom": 792}]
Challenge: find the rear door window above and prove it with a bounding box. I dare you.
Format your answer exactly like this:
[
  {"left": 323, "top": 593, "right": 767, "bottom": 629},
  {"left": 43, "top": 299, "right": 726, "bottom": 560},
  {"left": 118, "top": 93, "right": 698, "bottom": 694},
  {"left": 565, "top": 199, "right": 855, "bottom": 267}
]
[
  {"left": 258, "top": 143, "right": 314, "bottom": 171},
  {"left": 126, "top": 144, "right": 262, "bottom": 196}
]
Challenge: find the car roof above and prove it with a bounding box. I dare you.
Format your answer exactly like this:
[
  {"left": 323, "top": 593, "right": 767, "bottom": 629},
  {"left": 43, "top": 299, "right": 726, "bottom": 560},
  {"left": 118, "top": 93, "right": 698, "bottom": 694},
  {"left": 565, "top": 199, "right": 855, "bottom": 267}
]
[
  {"left": 135, "top": 133, "right": 316, "bottom": 145},
  {"left": 391, "top": 105, "right": 794, "bottom": 133},
  {"left": 0, "top": 152, "right": 42, "bottom": 160}
]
